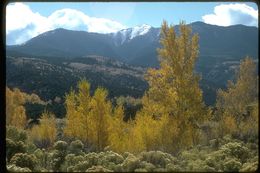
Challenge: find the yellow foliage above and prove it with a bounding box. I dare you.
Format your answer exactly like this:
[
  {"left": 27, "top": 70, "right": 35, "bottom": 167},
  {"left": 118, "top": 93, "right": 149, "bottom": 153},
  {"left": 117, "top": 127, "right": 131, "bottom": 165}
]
[
  {"left": 29, "top": 111, "right": 57, "bottom": 148},
  {"left": 89, "top": 87, "right": 112, "bottom": 151},
  {"left": 64, "top": 79, "right": 113, "bottom": 151},
  {"left": 139, "top": 21, "right": 210, "bottom": 152},
  {"left": 108, "top": 104, "right": 137, "bottom": 153},
  {"left": 6, "top": 87, "right": 27, "bottom": 129},
  {"left": 64, "top": 80, "right": 92, "bottom": 145},
  {"left": 216, "top": 57, "right": 258, "bottom": 137}
]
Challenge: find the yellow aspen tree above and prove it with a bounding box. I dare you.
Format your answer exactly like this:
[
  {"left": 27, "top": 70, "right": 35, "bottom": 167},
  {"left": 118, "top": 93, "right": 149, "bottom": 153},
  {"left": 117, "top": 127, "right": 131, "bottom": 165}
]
[
  {"left": 125, "top": 119, "right": 143, "bottom": 153},
  {"left": 64, "top": 79, "right": 92, "bottom": 145},
  {"left": 89, "top": 87, "right": 112, "bottom": 151},
  {"left": 108, "top": 104, "right": 130, "bottom": 153},
  {"left": 134, "top": 111, "right": 164, "bottom": 151},
  {"left": 216, "top": 57, "right": 258, "bottom": 137},
  {"left": 141, "top": 21, "right": 210, "bottom": 152},
  {"left": 77, "top": 79, "right": 92, "bottom": 145},
  {"left": 63, "top": 90, "right": 83, "bottom": 140},
  {"left": 6, "top": 87, "right": 27, "bottom": 129},
  {"left": 29, "top": 111, "right": 57, "bottom": 148}
]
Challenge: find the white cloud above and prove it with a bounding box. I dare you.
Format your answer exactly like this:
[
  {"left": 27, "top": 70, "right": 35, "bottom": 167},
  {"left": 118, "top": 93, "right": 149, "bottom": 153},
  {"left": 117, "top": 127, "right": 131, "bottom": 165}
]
[
  {"left": 6, "top": 3, "right": 126, "bottom": 45},
  {"left": 202, "top": 3, "right": 258, "bottom": 27}
]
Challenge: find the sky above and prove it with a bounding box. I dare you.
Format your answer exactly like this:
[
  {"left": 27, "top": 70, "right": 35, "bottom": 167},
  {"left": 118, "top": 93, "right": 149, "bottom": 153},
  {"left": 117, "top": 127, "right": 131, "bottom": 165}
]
[{"left": 6, "top": 2, "right": 258, "bottom": 45}]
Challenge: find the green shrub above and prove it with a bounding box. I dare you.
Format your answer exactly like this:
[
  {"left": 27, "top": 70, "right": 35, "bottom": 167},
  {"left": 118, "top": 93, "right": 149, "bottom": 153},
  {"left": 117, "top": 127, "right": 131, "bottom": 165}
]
[
  {"left": 140, "top": 161, "right": 156, "bottom": 172},
  {"left": 61, "top": 154, "right": 85, "bottom": 171},
  {"left": 26, "top": 142, "right": 37, "bottom": 154},
  {"left": 54, "top": 140, "right": 68, "bottom": 151},
  {"left": 6, "top": 126, "right": 27, "bottom": 142},
  {"left": 85, "top": 152, "right": 99, "bottom": 166},
  {"left": 122, "top": 152, "right": 134, "bottom": 159},
  {"left": 51, "top": 141, "right": 68, "bottom": 171},
  {"left": 134, "top": 168, "right": 148, "bottom": 172},
  {"left": 153, "top": 167, "right": 167, "bottom": 172},
  {"left": 122, "top": 154, "right": 141, "bottom": 172},
  {"left": 220, "top": 142, "right": 250, "bottom": 163},
  {"left": 86, "top": 165, "right": 113, "bottom": 172},
  {"left": 139, "top": 151, "right": 175, "bottom": 168},
  {"left": 240, "top": 161, "right": 258, "bottom": 172},
  {"left": 7, "top": 164, "right": 32, "bottom": 172},
  {"left": 102, "top": 151, "right": 124, "bottom": 164},
  {"left": 67, "top": 161, "right": 91, "bottom": 172},
  {"left": 223, "top": 158, "right": 242, "bottom": 172},
  {"left": 6, "top": 138, "right": 26, "bottom": 161},
  {"left": 33, "top": 148, "right": 48, "bottom": 170},
  {"left": 166, "top": 163, "right": 181, "bottom": 171},
  {"left": 202, "top": 165, "right": 216, "bottom": 172},
  {"left": 10, "top": 153, "right": 37, "bottom": 171},
  {"left": 69, "top": 140, "right": 84, "bottom": 155}
]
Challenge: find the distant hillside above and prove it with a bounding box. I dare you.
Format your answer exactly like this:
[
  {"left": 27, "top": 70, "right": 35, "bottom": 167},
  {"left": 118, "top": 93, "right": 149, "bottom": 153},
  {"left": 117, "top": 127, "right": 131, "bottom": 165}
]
[
  {"left": 6, "top": 22, "right": 258, "bottom": 105},
  {"left": 6, "top": 54, "right": 148, "bottom": 102}
]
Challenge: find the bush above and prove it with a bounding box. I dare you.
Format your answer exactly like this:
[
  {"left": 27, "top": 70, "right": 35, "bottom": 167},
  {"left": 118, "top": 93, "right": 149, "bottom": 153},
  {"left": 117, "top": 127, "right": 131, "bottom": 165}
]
[
  {"left": 10, "top": 153, "right": 37, "bottom": 171},
  {"left": 223, "top": 158, "right": 242, "bottom": 172},
  {"left": 67, "top": 161, "right": 91, "bottom": 172},
  {"left": 6, "top": 126, "right": 27, "bottom": 142},
  {"left": 153, "top": 167, "right": 167, "bottom": 172},
  {"left": 166, "top": 163, "right": 181, "bottom": 171},
  {"left": 61, "top": 154, "right": 85, "bottom": 171},
  {"left": 220, "top": 142, "right": 250, "bottom": 163},
  {"left": 26, "top": 142, "right": 37, "bottom": 154},
  {"left": 86, "top": 165, "right": 113, "bottom": 172},
  {"left": 51, "top": 141, "right": 68, "bottom": 171},
  {"left": 102, "top": 151, "right": 124, "bottom": 164},
  {"left": 7, "top": 164, "right": 32, "bottom": 172},
  {"left": 34, "top": 148, "right": 48, "bottom": 169},
  {"left": 6, "top": 138, "right": 26, "bottom": 161},
  {"left": 139, "top": 151, "right": 175, "bottom": 168},
  {"left": 85, "top": 152, "right": 99, "bottom": 166},
  {"left": 240, "top": 161, "right": 258, "bottom": 172},
  {"left": 139, "top": 161, "right": 156, "bottom": 172},
  {"left": 134, "top": 168, "right": 148, "bottom": 172},
  {"left": 54, "top": 140, "right": 68, "bottom": 151},
  {"left": 69, "top": 140, "right": 84, "bottom": 155},
  {"left": 122, "top": 154, "right": 141, "bottom": 172}
]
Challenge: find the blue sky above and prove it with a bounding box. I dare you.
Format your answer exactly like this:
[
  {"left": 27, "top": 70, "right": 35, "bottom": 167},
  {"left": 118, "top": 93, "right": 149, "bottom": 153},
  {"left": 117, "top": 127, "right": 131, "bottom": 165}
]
[{"left": 6, "top": 2, "right": 258, "bottom": 45}]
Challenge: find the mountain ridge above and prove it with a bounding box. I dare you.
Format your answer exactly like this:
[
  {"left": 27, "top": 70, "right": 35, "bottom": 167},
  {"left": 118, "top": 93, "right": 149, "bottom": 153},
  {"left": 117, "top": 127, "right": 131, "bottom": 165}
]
[{"left": 6, "top": 21, "right": 258, "bottom": 105}]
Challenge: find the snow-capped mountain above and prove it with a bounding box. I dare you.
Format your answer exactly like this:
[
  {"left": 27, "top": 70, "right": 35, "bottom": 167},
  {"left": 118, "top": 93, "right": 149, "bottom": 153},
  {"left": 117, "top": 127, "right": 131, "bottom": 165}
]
[
  {"left": 7, "top": 22, "right": 258, "bottom": 68},
  {"left": 111, "top": 24, "right": 160, "bottom": 46}
]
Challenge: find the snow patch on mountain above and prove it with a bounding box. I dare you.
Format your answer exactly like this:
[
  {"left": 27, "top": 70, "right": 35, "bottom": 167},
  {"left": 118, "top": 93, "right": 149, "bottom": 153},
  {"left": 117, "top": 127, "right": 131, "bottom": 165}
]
[
  {"left": 130, "top": 24, "right": 152, "bottom": 39},
  {"left": 112, "top": 24, "right": 152, "bottom": 45}
]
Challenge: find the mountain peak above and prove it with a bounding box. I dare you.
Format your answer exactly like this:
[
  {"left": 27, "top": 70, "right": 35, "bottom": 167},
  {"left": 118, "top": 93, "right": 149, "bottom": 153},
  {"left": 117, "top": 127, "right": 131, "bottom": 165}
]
[{"left": 130, "top": 24, "right": 152, "bottom": 39}]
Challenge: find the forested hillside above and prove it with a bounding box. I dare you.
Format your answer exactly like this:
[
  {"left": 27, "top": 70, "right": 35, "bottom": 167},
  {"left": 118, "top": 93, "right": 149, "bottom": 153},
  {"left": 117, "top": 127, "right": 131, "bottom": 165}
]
[{"left": 6, "top": 21, "right": 258, "bottom": 172}]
